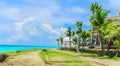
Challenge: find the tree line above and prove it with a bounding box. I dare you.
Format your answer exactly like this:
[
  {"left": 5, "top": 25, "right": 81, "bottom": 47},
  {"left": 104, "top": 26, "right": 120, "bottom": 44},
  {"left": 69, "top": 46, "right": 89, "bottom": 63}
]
[{"left": 56, "top": 2, "right": 120, "bottom": 57}]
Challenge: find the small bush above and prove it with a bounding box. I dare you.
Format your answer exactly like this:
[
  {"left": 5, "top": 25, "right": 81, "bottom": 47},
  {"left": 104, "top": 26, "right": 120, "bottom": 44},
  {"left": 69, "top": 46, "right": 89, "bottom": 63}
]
[{"left": 0, "top": 54, "right": 9, "bottom": 62}]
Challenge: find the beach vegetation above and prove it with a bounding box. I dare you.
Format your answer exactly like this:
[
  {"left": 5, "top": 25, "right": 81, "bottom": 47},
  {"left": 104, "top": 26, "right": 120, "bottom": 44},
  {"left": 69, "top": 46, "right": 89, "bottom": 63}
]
[{"left": 57, "top": 2, "right": 120, "bottom": 58}]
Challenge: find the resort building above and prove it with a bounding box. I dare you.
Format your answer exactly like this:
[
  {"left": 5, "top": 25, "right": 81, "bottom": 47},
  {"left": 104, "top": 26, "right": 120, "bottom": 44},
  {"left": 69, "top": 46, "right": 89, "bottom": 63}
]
[
  {"left": 62, "top": 37, "right": 76, "bottom": 48},
  {"left": 106, "top": 9, "right": 120, "bottom": 27}
]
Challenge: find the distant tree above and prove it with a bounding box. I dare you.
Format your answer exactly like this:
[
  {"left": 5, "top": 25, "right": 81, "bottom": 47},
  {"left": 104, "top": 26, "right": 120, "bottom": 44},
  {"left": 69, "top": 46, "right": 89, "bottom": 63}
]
[
  {"left": 80, "top": 30, "right": 90, "bottom": 48},
  {"left": 64, "top": 27, "right": 75, "bottom": 49},
  {"left": 75, "top": 21, "right": 83, "bottom": 51},
  {"left": 56, "top": 38, "right": 60, "bottom": 48},
  {"left": 59, "top": 37, "right": 63, "bottom": 49},
  {"left": 72, "top": 36, "right": 78, "bottom": 52}
]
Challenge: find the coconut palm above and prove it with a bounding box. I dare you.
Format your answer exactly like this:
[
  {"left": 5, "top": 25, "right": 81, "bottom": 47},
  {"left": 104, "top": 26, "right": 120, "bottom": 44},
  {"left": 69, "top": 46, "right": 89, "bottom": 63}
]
[
  {"left": 90, "top": 2, "right": 101, "bottom": 47},
  {"left": 75, "top": 21, "right": 83, "bottom": 50},
  {"left": 56, "top": 38, "right": 60, "bottom": 48},
  {"left": 81, "top": 30, "right": 90, "bottom": 48},
  {"left": 111, "top": 28, "right": 120, "bottom": 57},
  {"left": 64, "top": 27, "right": 75, "bottom": 49},
  {"left": 102, "top": 23, "right": 117, "bottom": 43},
  {"left": 59, "top": 37, "right": 63, "bottom": 49},
  {"left": 89, "top": 2, "right": 117, "bottom": 56},
  {"left": 72, "top": 36, "right": 79, "bottom": 52}
]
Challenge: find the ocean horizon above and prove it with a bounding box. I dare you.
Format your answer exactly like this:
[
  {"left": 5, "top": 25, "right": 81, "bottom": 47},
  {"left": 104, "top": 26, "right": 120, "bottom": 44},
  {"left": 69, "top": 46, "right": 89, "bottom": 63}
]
[{"left": 0, "top": 45, "right": 58, "bottom": 52}]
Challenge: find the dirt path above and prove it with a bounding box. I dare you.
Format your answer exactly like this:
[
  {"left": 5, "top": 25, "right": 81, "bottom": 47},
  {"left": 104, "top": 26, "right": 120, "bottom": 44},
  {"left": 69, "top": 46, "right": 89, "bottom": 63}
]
[
  {"left": 0, "top": 51, "right": 45, "bottom": 66},
  {"left": 54, "top": 49, "right": 120, "bottom": 66}
]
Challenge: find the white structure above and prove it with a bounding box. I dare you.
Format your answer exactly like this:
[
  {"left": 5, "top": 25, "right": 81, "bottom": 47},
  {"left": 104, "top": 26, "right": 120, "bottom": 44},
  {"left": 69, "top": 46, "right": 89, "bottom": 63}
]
[
  {"left": 106, "top": 9, "right": 120, "bottom": 27},
  {"left": 63, "top": 37, "right": 76, "bottom": 48}
]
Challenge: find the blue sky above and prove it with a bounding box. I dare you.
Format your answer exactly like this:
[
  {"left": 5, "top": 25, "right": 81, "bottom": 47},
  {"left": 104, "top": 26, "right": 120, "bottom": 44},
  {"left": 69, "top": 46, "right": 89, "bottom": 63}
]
[{"left": 0, "top": 0, "right": 119, "bottom": 46}]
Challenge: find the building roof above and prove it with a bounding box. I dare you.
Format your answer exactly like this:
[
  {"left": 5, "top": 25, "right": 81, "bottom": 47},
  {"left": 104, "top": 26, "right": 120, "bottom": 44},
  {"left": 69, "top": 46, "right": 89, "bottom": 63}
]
[
  {"left": 106, "top": 15, "right": 120, "bottom": 20},
  {"left": 106, "top": 15, "right": 120, "bottom": 26},
  {"left": 63, "top": 37, "right": 72, "bottom": 42}
]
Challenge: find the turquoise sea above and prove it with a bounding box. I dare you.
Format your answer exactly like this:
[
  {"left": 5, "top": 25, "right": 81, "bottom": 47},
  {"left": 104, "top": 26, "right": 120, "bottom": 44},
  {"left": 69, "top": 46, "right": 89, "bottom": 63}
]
[{"left": 0, "top": 45, "right": 58, "bottom": 52}]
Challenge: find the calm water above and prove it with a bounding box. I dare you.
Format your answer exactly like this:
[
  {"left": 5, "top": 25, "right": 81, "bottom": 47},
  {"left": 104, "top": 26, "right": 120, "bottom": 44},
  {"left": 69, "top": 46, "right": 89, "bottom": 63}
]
[{"left": 0, "top": 45, "right": 58, "bottom": 52}]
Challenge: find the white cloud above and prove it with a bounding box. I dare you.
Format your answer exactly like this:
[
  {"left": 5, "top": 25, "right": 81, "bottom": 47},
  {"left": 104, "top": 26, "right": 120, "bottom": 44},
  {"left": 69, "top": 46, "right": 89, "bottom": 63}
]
[
  {"left": 5, "top": 17, "right": 67, "bottom": 43},
  {"left": 0, "top": 0, "right": 90, "bottom": 45},
  {"left": 41, "top": 23, "right": 67, "bottom": 36},
  {"left": 0, "top": 0, "right": 87, "bottom": 27},
  {"left": 6, "top": 17, "right": 40, "bottom": 42}
]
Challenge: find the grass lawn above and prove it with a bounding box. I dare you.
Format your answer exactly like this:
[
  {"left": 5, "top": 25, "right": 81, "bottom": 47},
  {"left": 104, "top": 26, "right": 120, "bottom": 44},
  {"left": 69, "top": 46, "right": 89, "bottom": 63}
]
[
  {"left": 0, "top": 49, "right": 41, "bottom": 59},
  {"left": 39, "top": 50, "right": 91, "bottom": 66},
  {"left": 63, "top": 50, "right": 120, "bottom": 61}
]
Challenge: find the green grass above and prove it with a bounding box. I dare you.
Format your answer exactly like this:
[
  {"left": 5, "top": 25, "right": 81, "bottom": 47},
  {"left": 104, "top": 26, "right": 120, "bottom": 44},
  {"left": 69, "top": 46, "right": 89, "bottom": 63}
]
[
  {"left": 39, "top": 50, "right": 91, "bottom": 66},
  {"left": 0, "top": 49, "right": 41, "bottom": 59},
  {"left": 63, "top": 50, "right": 120, "bottom": 61}
]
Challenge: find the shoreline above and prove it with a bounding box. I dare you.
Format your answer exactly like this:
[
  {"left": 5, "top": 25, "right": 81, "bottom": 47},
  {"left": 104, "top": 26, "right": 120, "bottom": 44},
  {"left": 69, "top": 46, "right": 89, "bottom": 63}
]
[{"left": 0, "top": 45, "right": 58, "bottom": 52}]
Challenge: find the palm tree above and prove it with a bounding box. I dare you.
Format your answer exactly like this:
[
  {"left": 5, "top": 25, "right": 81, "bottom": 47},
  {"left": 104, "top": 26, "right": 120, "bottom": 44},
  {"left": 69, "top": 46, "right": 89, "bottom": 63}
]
[
  {"left": 90, "top": 2, "right": 100, "bottom": 47},
  {"left": 72, "top": 36, "right": 79, "bottom": 52},
  {"left": 81, "top": 30, "right": 90, "bottom": 48},
  {"left": 75, "top": 21, "right": 83, "bottom": 50},
  {"left": 111, "top": 28, "right": 120, "bottom": 57},
  {"left": 64, "top": 27, "right": 75, "bottom": 49},
  {"left": 59, "top": 37, "right": 63, "bottom": 49},
  {"left": 101, "top": 23, "right": 117, "bottom": 52},
  {"left": 56, "top": 38, "right": 60, "bottom": 48},
  {"left": 89, "top": 2, "right": 115, "bottom": 56}
]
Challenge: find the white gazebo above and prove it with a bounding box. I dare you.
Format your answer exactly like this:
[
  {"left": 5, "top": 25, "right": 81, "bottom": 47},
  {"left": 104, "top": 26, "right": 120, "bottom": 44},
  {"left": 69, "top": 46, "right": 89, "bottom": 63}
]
[{"left": 62, "top": 37, "right": 76, "bottom": 48}]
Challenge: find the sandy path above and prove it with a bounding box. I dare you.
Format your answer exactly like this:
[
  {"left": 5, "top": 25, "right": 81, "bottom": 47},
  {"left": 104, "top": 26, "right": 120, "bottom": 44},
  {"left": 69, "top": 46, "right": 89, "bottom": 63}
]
[
  {"left": 0, "top": 51, "right": 45, "bottom": 66},
  {"left": 54, "top": 49, "right": 120, "bottom": 66}
]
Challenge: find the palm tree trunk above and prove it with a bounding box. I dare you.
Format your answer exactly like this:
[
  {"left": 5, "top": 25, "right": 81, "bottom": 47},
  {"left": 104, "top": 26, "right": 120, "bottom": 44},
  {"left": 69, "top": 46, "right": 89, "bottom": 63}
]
[
  {"left": 107, "top": 39, "right": 112, "bottom": 54},
  {"left": 69, "top": 37, "right": 71, "bottom": 50},
  {"left": 82, "top": 38, "right": 85, "bottom": 48},
  {"left": 96, "top": 31, "right": 99, "bottom": 46},
  {"left": 58, "top": 41, "right": 60, "bottom": 49},
  {"left": 99, "top": 30, "right": 105, "bottom": 56},
  {"left": 114, "top": 43, "right": 120, "bottom": 57},
  {"left": 61, "top": 44, "right": 63, "bottom": 49},
  {"left": 91, "top": 27, "right": 94, "bottom": 46},
  {"left": 76, "top": 43, "right": 79, "bottom": 52},
  {"left": 107, "top": 40, "right": 109, "bottom": 54},
  {"left": 77, "top": 36, "right": 80, "bottom": 52}
]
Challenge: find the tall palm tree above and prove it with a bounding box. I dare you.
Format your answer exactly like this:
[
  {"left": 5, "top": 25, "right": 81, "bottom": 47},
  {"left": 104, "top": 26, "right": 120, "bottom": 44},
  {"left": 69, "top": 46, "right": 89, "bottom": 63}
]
[
  {"left": 90, "top": 2, "right": 100, "bottom": 47},
  {"left": 89, "top": 2, "right": 114, "bottom": 56},
  {"left": 72, "top": 36, "right": 79, "bottom": 52},
  {"left": 59, "top": 37, "right": 63, "bottom": 49},
  {"left": 75, "top": 21, "right": 83, "bottom": 50},
  {"left": 81, "top": 30, "right": 90, "bottom": 48},
  {"left": 56, "top": 38, "right": 60, "bottom": 48},
  {"left": 64, "top": 27, "right": 75, "bottom": 49}
]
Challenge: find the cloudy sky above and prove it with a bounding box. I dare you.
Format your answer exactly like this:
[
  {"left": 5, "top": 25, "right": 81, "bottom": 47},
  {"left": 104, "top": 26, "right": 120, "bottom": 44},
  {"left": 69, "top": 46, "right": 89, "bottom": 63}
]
[{"left": 0, "top": 0, "right": 119, "bottom": 46}]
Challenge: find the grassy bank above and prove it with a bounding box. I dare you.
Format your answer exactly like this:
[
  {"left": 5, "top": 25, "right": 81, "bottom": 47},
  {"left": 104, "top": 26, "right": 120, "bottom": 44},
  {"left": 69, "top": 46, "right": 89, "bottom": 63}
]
[
  {"left": 63, "top": 50, "right": 120, "bottom": 61},
  {"left": 0, "top": 49, "right": 41, "bottom": 59},
  {"left": 39, "top": 50, "right": 91, "bottom": 66}
]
